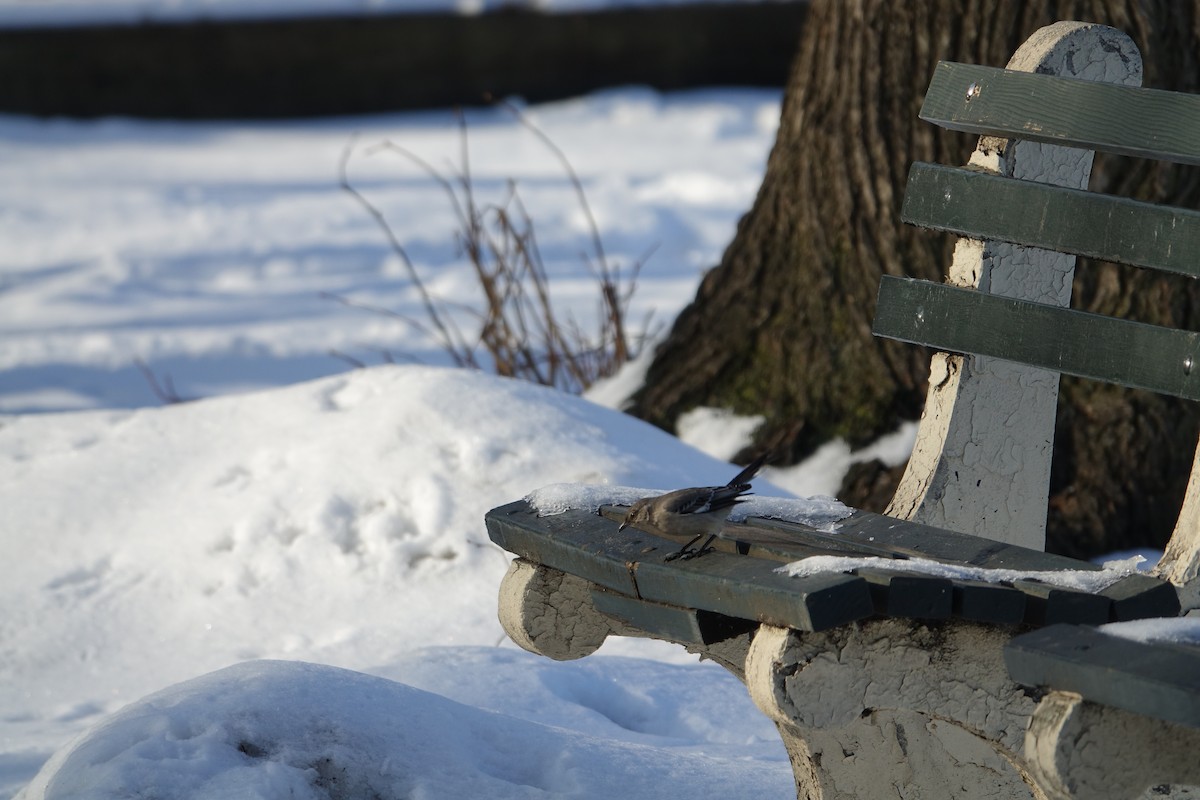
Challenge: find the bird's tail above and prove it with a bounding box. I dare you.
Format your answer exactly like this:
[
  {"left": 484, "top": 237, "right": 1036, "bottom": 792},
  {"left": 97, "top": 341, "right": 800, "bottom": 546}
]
[{"left": 726, "top": 453, "right": 767, "bottom": 488}]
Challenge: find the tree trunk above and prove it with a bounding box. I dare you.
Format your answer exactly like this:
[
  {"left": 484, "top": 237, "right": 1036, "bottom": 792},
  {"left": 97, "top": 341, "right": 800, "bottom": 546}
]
[{"left": 628, "top": 0, "right": 1200, "bottom": 558}]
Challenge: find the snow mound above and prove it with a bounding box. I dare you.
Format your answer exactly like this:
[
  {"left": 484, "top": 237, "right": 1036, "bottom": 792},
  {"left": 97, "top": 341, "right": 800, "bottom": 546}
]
[
  {"left": 18, "top": 657, "right": 790, "bottom": 800},
  {"left": 0, "top": 363, "right": 782, "bottom": 776}
]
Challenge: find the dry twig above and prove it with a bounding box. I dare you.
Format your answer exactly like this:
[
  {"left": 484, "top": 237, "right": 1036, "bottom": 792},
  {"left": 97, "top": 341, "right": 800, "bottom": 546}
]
[{"left": 335, "top": 109, "right": 650, "bottom": 393}]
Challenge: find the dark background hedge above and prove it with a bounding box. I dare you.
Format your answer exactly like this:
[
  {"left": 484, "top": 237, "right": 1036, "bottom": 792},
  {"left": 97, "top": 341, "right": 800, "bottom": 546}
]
[{"left": 0, "top": 3, "right": 808, "bottom": 118}]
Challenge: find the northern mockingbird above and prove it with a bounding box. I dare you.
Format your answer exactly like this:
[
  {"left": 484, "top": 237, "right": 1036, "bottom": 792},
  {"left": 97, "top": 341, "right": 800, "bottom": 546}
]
[{"left": 617, "top": 455, "right": 766, "bottom": 561}]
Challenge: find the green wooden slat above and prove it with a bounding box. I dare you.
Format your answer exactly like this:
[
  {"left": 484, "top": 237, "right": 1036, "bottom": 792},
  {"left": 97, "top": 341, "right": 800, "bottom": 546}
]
[
  {"left": 1101, "top": 573, "right": 1181, "bottom": 621},
  {"left": 590, "top": 588, "right": 706, "bottom": 644},
  {"left": 747, "top": 510, "right": 1101, "bottom": 573},
  {"left": 1006, "top": 625, "right": 1200, "bottom": 729},
  {"left": 952, "top": 579, "right": 1027, "bottom": 625},
  {"left": 902, "top": 162, "right": 1200, "bottom": 278},
  {"left": 737, "top": 515, "right": 919, "bottom": 560},
  {"left": 590, "top": 588, "right": 758, "bottom": 646},
  {"left": 485, "top": 500, "right": 642, "bottom": 595},
  {"left": 857, "top": 568, "right": 953, "bottom": 619},
  {"left": 873, "top": 275, "right": 1200, "bottom": 400},
  {"left": 1014, "top": 579, "right": 1112, "bottom": 626},
  {"left": 630, "top": 553, "right": 874, "bottom": 633},
  {"left": 921, "top": 61, "right": 1200, "bottom": 165}
]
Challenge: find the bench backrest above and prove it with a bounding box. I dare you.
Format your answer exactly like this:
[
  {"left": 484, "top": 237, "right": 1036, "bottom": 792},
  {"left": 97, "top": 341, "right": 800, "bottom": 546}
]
[
  {"left": 879, "top": 36, "right": 1200, "bottom": 600},
  {"left": 878, "top": 68, "right": 1200, "bottom": 395},
  {"left": 871, "top": 22, "right": 1157, "bottom": 552}
]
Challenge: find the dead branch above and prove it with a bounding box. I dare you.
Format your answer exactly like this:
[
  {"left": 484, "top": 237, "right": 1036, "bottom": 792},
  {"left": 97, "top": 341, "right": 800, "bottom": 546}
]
[
  {"left": 336, "top": 111, "right": 650, "bottom": 394},
  {"left": 134, "top": 358, "right": 189, "bottom": 404}
]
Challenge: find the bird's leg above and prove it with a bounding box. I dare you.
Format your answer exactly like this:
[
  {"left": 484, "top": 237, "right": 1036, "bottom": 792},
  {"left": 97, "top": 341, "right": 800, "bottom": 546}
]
[
  {"left": 665, "top": 533, "right": 719, "bottom": 562},
  {"left": 664, "top": 534, "right": 704, "bottom": 562},
  {"left": 677, "top": 533, "right": 718, "bottom": 561}
]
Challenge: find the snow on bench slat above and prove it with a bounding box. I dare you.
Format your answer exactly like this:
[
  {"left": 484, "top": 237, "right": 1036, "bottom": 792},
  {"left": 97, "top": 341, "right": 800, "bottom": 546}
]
[
  {"left": 778, "top": 554, "right": 1147, "bottom": 593},
  {"left": 526, "top": 484, "right": 853, "bottom": 533},
  {"left": 1101, "top": 617, "right": 1200, "bottom": 645}
]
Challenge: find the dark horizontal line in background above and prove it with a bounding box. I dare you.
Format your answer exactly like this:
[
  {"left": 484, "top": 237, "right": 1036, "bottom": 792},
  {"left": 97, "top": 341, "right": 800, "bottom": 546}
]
[{"left": 0, "top": 2, "right": 809, "bottom": 119}]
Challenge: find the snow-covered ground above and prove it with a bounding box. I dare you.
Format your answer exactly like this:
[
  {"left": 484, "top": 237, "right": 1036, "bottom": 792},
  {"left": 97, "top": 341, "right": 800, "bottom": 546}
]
[
  {"left": 3, "top": 365, "right": 800, "bottom": 799},
  {"left": 0, "top": 90, "right": 777, "bottom": 415},
  {"left": 1, "top": 88, "right": 836, "bottom": 798}
]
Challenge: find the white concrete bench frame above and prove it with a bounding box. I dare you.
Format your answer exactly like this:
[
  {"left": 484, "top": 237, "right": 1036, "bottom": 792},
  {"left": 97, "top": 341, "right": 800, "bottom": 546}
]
[{"left": 490, "top": 21, "right": 1200, "bottom": 800}]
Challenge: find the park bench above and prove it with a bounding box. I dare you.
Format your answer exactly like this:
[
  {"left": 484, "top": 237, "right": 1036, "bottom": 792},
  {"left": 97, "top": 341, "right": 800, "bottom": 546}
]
[{"left": 485, "top": 21, "right": 1200, "bottom": 800}]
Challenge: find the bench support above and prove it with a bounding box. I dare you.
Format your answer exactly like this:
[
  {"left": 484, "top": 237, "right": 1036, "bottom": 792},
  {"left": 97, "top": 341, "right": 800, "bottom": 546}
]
[
  {"left": 885, "top": 21, "right": 1142, "bottom": 551},
  {"left": 1027, "top": 691, "right": 1200, "bottom": 799},
  {"left": 498, "top": 559, "right": 616, "bottom": 660},
  {"left": 745, "top": 621, "right": 1040, "bottom": 798},
  {"left": 501, "top": 560, "right": 1045, "bottom": 797},
  {"left": 1156, "top": 441, "right": 1200, "bottom": 609}
]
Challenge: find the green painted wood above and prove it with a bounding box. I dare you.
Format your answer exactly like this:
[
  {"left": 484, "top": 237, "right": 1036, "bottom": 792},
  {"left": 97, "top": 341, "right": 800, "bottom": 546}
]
[
  {"left": 1006, "top": 624, "right": 1200, "bottom": 729},
  {"left": 590, "top": 588, "right": 705, "bottom": 644},
  {"left": 631, "top": 553, "right": 874, "bottom": 632},
  {"left": 607, "top": 502, "right": 1098, "bottom": 575},
  {"left": 952, "top": 579, "right": 1027, "bottom": 625},
  {"left": 486, "top": 500, "right": 642, "bottom": 594},
  {"left": 1101, "top": 573, "right": 1182, "bottom": 621},
  {"left": 902, "top": 162, "right": 1200, "bottom": 278},
  {"left": 1014, "top": 579, "right": 1112, "bottom": 626},
  {"left": 486, "top": 500, "right": 875, "bottom": 632},
  {"left": 873, "top": 276, "right": 1200, "bottom": 400},
  {"left": 590, "top": 588, "right": 757, "bottom": 646},
  {"left": 737, "top": 515, "right": 916, "bottom": 560},
  {"left": 857, "top": 568, "right": 953, "bottom": 619},
  {"left": 921, "top": 61, "right": 1200, "bottom": 166},
  {"left": 758, "top": 509, "right": 1100, "bottom": 573}
]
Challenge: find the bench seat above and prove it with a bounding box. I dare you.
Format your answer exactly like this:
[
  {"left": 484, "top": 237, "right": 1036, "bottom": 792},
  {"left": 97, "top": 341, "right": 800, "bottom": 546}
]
[{"left": 486, "top": 500, "right": 1179, "bottom": 636}]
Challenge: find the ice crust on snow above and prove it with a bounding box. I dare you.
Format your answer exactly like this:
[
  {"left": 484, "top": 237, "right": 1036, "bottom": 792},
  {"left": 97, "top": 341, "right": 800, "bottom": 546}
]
[
  {"left": 527, "top": 483, "right": 851, "bottom": 532},
  {"left": 779, "top": 554, "right": 1147, "bottom": 592}
]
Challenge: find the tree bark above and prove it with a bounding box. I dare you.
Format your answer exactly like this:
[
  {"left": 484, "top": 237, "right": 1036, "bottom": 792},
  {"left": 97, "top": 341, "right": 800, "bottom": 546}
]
[{"left": 629, "top": 0, "right": 1200, "bottom": 558}]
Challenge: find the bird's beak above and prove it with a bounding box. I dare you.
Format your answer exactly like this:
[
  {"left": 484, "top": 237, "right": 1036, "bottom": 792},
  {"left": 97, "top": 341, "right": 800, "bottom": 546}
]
[{"left": 617, "top": 521, "right": 628, "bottom": 532}]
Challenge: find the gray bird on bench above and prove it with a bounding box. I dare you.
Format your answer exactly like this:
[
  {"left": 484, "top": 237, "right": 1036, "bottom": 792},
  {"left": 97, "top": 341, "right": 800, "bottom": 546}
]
[{"left": 617, "top": 454, "right": 766, "bottom": 561}]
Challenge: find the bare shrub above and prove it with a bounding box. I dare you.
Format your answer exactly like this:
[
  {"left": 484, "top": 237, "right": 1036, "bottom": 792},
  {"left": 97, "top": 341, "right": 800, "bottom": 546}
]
[
  {"left": 333, "top": 104, "right": 651, "bottom": 394},
  {"left": 135, "top": 358, "right": 190, "bottom": 404}
]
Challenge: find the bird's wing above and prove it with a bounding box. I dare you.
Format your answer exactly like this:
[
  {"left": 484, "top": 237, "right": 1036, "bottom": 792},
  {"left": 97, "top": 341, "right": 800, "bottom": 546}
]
[
  {"left": 707, "top": 483, "right": 752, "bottom": 511},
  {"left": 660, "top": 487, "right": 721, "bottom": 515},
  {"left": 659, "top": 483, "right": 751, "bottom": 515}
]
